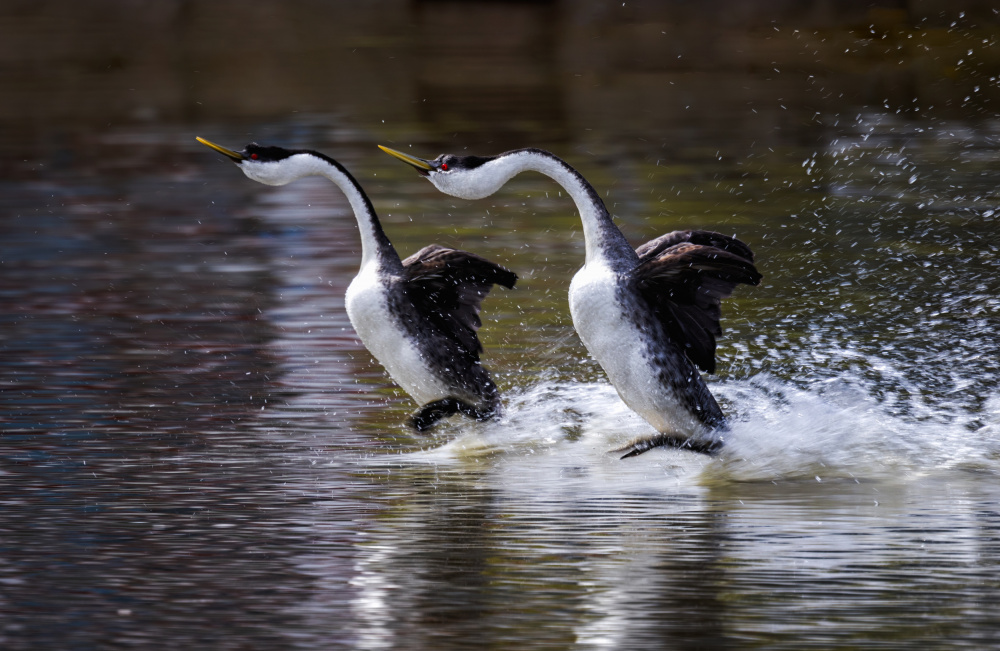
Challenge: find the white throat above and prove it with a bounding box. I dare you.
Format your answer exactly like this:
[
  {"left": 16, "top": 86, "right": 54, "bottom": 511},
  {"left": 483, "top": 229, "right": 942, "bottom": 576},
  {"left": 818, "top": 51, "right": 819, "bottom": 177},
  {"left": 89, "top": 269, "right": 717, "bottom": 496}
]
[
  {"left": 435, "top": 151, "right": 636, "bottom": 268},
  {"left": 241, "top": 153, "right": 394, "bottom": 270}
]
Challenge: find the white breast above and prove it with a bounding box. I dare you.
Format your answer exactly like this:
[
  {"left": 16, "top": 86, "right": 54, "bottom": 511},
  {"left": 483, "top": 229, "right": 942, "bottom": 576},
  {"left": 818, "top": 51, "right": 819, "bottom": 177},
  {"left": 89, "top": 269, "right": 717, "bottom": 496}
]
[
  {"left": 568, "top": 262, "right": 704, "bottom": 437},
  {"left": 345, "top": 263, "right": 450, "bottom": 405}
]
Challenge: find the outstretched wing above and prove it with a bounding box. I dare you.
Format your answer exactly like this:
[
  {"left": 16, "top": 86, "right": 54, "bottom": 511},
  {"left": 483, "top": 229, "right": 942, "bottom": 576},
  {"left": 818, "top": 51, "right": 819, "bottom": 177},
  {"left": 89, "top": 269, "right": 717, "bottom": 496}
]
[
  {"left": 635, "top": 229, "right": 756, "bottom": 264},
  {"left": 632, "top": 230, "right": 761, "bottom": 374},
  {"left": 401, "top": 245, "right": 517, "bottom": 360}
]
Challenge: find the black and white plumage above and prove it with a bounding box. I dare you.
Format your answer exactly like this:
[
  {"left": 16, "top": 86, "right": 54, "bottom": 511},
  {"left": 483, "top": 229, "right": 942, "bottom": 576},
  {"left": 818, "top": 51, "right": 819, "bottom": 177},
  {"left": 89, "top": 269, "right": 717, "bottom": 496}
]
[
  {"left": 379, "top": 145, "right": 760, "bottom": 456},
  {"left": 197, "top": 138, "right": 516, "bottom": 430}
]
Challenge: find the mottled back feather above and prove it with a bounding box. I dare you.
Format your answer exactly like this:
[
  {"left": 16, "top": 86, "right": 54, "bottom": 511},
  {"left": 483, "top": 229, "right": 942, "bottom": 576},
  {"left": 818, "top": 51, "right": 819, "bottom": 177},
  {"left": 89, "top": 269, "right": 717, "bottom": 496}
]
[
  {"left": 401, "top": 245, "right": 517, "bottom": 361},
  {"left": 632, "top": 230, "right": 761, "bottom": 374}
]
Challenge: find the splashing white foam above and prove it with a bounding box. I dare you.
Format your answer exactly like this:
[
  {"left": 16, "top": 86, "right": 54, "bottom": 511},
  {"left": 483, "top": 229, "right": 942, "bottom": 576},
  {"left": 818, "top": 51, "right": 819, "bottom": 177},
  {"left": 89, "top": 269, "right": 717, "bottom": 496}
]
[{"left": 385, "top": 372, "right": 1000, "bottom": 487}]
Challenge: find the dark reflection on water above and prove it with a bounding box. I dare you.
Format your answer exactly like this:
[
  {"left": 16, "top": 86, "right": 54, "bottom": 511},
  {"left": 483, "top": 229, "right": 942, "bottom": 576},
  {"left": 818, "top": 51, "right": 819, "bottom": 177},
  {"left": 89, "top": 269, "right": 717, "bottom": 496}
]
[
  {"left": 3, "top": 1, "right": 1000, "bottom": 649},
  {"left": 2, "top": 163, "right": 274, "bottom": 435}
]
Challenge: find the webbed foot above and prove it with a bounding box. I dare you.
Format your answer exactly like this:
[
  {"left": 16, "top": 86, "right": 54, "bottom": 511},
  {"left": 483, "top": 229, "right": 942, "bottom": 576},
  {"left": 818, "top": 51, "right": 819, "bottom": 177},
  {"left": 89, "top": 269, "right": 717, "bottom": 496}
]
[{"left": 612, "top": 434, "right": 724, "bottom": 459}]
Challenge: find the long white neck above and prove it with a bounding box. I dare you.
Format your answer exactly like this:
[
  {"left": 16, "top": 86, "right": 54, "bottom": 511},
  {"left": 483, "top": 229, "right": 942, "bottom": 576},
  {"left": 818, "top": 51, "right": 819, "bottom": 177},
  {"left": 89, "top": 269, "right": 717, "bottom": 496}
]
[
  {"left": 245, "top": 153, "right": 400, "bottom": 271},
  {"left": 476, "top": 149, "right": 637, "bottom": 269}
]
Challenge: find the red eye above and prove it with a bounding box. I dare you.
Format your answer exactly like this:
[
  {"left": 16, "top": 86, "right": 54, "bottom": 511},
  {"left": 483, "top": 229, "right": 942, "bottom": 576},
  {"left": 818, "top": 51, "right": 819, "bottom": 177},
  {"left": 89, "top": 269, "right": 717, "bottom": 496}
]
[
  {"left": 441, "top": 162, "right": 448, "bottom": 171},
  {"left": 250, "top": 153, "right": 258, "bottom": 160}
]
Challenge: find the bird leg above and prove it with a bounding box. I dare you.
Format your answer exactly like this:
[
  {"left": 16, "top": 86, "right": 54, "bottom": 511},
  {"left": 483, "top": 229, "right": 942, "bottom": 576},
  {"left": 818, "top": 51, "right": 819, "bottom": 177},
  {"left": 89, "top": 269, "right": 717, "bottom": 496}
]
[{"left": 408, "top": 398, "right": 498, "bottom": 431}]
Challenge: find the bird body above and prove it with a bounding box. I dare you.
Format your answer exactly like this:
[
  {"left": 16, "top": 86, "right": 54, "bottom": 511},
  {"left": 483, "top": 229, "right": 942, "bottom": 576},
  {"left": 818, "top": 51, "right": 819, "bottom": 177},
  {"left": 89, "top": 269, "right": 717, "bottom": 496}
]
[
  {"left": 197, "top": 138, "right": 515, "bottom": 429},
  {"left": 344, "top": 259, "right": 448, "bottom": 406},
  {"left": 380, "top": 145, "right": 759, "bottom": 454},
  {"left": 568, "top": 257, "right": 716, "bottom": 440}
]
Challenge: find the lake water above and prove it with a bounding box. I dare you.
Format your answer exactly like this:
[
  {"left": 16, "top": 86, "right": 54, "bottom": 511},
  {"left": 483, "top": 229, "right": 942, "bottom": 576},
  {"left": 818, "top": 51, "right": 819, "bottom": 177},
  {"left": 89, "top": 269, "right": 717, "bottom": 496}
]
[{"left": 3, "top": 2, "right": 1000, "bottom": 649}]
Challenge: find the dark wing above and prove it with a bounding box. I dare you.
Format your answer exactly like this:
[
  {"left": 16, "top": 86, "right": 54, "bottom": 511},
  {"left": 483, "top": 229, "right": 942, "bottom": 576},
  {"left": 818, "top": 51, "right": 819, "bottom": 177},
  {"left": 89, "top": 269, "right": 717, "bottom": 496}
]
[
  {"left": 635, "top": 229, "right": 756, "bottom": 264},
  {"left": 632, "top": 231, "right": 761, "bottom": 374},
  {"left": 401, "top": 244, "right": 517, "bottom": 360}
]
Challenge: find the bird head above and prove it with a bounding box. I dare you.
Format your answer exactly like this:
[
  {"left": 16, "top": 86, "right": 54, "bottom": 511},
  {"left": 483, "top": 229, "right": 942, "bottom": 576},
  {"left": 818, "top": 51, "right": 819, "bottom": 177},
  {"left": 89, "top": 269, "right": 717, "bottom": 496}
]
[
  {"left": 378, "top": 145, "right": 503, "bottom": 200},
  {"left": 196, "top": 137, "right": 306, "bottom": 186}
]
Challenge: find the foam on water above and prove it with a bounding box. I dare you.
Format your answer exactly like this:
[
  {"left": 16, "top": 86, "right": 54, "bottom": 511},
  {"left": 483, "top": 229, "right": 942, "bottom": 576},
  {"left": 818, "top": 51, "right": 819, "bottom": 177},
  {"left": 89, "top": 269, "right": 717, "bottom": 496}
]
[{"left": 380, "top": 367, "right": 1000, "bottom": 490}]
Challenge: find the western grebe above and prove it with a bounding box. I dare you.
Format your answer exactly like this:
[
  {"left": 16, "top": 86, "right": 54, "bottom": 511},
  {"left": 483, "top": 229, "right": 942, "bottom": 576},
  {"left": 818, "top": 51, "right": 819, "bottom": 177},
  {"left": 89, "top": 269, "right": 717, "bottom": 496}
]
[
  {"left": 198, "top": 138, "right": 516, "bottom": 430},
  {"left": 380, "top": 145, "right": 759, "bottom": 455}
]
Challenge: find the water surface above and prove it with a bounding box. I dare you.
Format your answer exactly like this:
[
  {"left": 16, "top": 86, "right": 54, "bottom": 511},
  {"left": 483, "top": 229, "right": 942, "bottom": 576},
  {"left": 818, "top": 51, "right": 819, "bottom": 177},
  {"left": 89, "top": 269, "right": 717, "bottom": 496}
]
[{"left": 3, "top": 3, "right": 1000, "bottom": 649}]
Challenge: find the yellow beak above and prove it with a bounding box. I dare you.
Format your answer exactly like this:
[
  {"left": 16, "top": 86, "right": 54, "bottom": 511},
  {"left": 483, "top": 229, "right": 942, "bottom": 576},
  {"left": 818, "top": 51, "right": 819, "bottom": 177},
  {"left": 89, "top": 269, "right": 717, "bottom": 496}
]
[
  {"left": 378, "top": 145, "right": 434, "bottom": 171},
  {"left": 196, "top": 137, "right": 246, "bottom": 161}
]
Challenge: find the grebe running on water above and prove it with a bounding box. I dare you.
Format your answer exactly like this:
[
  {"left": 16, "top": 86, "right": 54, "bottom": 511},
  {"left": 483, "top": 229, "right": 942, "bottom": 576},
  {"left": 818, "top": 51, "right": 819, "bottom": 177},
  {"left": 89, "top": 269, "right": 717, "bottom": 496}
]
[
  {"left": 198, "top": 138, "right": 516, "bottom": 430},
  {"left": 380, "top": 145, "right": 760, "bottom": 456}
]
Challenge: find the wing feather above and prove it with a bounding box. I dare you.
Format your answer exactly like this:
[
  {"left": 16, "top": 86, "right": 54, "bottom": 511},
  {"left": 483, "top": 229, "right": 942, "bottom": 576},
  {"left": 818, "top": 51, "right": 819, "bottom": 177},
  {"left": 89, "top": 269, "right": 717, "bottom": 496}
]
[
  {"left": 636, "top": 229, "right": 756, "bottom": 264},
  {"left": 401, "top": 245, "right": 517, "bottom": 360},
  {"left": 632, "top": 231, "right": 761, "bottom": 374}
]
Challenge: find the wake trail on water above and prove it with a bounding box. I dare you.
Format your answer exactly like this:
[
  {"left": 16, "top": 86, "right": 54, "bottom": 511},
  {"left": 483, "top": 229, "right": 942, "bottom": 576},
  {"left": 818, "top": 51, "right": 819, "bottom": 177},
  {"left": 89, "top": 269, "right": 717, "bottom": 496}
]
[{"left": 391, "top": 372, "right": 1000, "bottom": 483}]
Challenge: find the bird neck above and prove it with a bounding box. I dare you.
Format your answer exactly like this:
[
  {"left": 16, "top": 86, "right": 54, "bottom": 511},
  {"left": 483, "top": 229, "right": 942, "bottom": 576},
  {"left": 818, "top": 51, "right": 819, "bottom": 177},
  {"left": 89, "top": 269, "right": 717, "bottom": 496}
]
[
  {"left": 295, "top": 153, "right": 401, "bottom": 271},
  {"left": 502, "top": 149, "right": 636, "bottom": 269}
]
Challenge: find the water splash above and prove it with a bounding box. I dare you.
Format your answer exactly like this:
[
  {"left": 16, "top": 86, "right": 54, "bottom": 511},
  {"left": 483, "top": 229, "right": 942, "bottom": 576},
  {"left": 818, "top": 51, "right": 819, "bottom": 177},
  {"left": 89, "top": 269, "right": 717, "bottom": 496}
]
[{"left": 378, "top": 368, "right": 1000, "bottom": 487}]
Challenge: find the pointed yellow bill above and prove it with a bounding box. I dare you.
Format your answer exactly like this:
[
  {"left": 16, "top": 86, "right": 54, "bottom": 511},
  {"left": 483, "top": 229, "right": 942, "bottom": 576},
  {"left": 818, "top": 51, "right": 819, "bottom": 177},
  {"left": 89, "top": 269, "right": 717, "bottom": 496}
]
[
  {"left": 378, "top": 145, "right": 433, "bottom": 171},
  {"left": 196, "top": 137, "right": 246, "bottom": 161}
]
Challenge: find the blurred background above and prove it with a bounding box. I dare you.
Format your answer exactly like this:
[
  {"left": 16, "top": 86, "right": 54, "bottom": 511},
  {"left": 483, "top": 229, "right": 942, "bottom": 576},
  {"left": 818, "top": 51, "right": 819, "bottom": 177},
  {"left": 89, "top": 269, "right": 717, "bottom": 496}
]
[
  {"left": 4, "top": 0, "right": 999, "bottom": 150},
  {"left": 3, "top": 2, "right": 1000, "bottom": 649}
]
